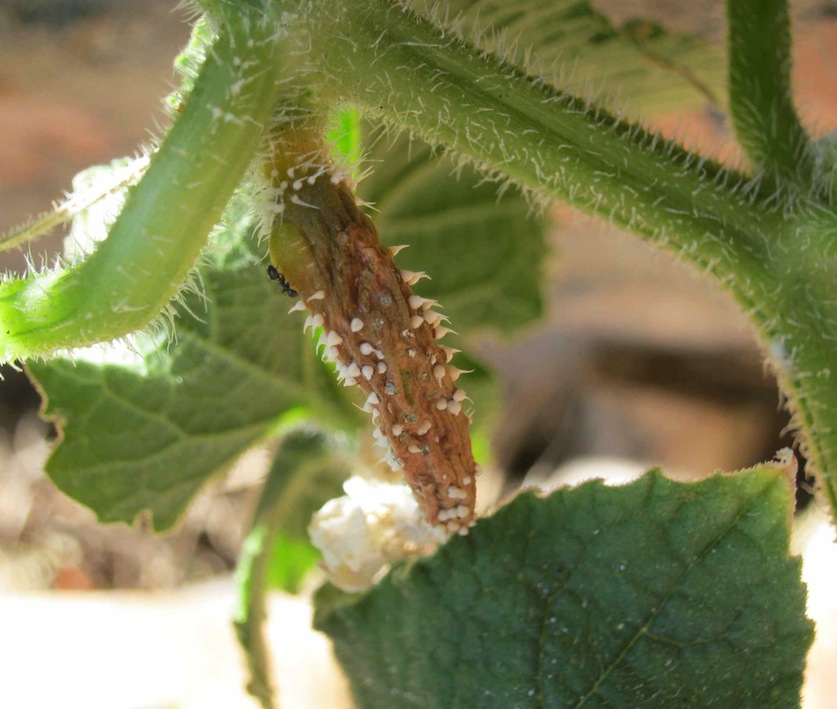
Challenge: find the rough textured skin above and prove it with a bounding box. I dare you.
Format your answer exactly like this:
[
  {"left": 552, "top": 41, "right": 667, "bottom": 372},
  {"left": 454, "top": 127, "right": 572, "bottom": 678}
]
[{"left": 268, "top": 156, "right": 477, "bottom": 532}]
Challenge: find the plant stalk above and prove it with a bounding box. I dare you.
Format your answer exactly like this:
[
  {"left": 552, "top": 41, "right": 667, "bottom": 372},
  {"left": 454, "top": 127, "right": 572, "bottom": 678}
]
[{"left": 0, "top": 13, "right": 285, "bottom": 361}]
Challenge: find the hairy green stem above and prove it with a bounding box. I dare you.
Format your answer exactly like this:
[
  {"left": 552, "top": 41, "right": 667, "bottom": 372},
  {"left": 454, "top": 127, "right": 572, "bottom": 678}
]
[
  {"left": 0, "top": 13, "right": 284, "bottom": 361},
  {"left": 291, "top": 0, "right": 837, "bottom": 516},
  {"left": 234, "top": 428, "right": 351, "bottom": 709},
  {"left": 300, "top": 0, "right": 773, "bottom": 267},
  {"left": 235, "top": 521, "right": 276, "bottom": 709},
  {"left": 726, "top": 0, "right": 819, "bottom": 196}
]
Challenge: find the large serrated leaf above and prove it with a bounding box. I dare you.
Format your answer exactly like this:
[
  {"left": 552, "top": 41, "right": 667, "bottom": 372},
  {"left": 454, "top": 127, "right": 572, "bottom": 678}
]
[
  {"left": 407, "top": 0, "right": 724, "bottom": 118},
  {"left": 315, "top": 467, "right": 812, "bottom": 708},
  {"left": 360, "top": 129, "right": 547, "bottom": 335},
  {"left": 27, "top": 210, "right": 360, "bottom": 531}
]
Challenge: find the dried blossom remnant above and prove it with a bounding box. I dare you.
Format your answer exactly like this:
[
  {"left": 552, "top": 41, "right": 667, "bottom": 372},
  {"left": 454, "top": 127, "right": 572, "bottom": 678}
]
[
  {"left": 308, "top": 476, "right": 449, "bottom": 592},
  {"left": 266, "top": 148, "right": 477, "bottom": 533}
]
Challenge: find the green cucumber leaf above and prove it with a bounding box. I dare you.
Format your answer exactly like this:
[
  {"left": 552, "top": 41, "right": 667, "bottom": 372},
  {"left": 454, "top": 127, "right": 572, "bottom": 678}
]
[
  {"left": 264, "top": 534, "right": 321, "bottom": 593},
  {"left": 328, "top": 106, "right": 363, "bottom": 174},
  {"left": 407, "top": 0, "right": 725, "bottom": 117},
  {"left": 359, "top": 128, "right": 547, "bottom": 336},
  {"left": 315, "top": 466, "right": 812, "bottom": 708},
  {"left": 27, "top": 202, "right": 361, "bottom": 531}
]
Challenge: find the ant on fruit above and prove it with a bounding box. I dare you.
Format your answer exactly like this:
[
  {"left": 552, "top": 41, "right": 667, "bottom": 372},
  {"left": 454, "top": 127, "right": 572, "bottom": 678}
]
[{"left": 266, "top": 265, "right": 298, "bottom": 298}]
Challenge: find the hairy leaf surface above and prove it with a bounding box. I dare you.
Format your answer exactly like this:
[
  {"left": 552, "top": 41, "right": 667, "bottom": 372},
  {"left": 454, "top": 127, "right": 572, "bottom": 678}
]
[
  {"left": 407, "top": 0, "right": 724, "bottom": 117},
  {"left": 315, "top": 467, "right": 812, "bottom": 708},
  {"left": 360, "top": 128, "right": 547, "bottom": 335}
]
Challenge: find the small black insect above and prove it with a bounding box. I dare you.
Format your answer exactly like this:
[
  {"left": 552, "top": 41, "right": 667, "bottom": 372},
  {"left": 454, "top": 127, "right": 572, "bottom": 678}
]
[{"left": 267, "top": 264, "right": 299, "bottom": 297}]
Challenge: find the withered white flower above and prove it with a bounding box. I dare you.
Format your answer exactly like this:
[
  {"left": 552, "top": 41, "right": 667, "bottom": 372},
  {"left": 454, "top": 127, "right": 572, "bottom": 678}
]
[{"left": 309, "top": 476, "right": 450, "bottom": 593}]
